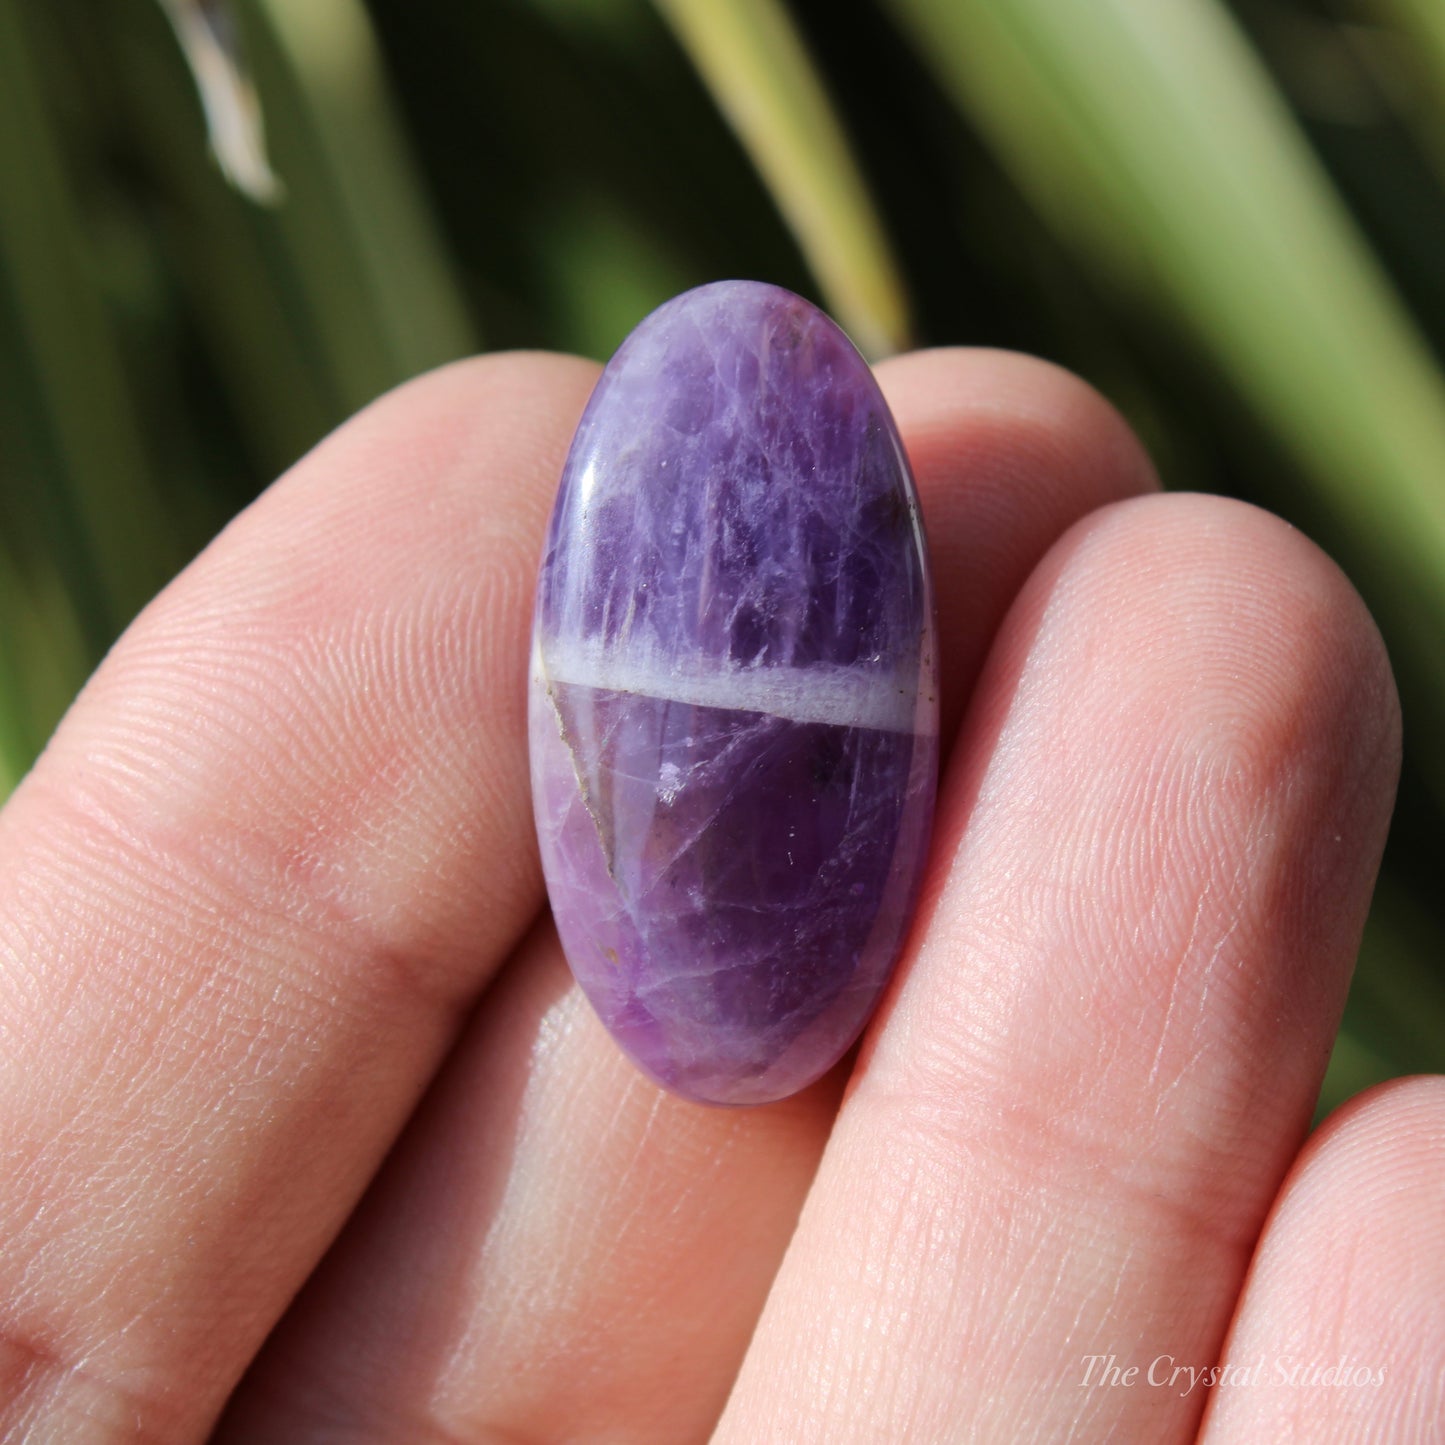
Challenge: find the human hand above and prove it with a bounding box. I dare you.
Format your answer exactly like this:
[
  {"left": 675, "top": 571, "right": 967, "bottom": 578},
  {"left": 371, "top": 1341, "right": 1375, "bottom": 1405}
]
[{"left": 0, "top": 350, "right": 1431, "bottom": 1442}]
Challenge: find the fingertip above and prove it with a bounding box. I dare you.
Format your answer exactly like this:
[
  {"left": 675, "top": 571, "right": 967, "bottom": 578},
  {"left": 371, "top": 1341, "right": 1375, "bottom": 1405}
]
[
  {"left": 1294, "top": 1073, "right": 1445, "bottom": 1215},
  {"left": 871, "top": 348, "right": 1161, "bottom": 738},
  {"left": 260, "top": 349, "right": 602, "bottom": 548},
  {"left": 868, "top": 487, "right": 1400, "bottom": 1225},
  {"left": 981, "top": 491, "right": 1400, "bottom": 831},
  {"left": 1204, "top": 1076, "right": 1445, "bottom": 1440},
  {"left": 876, "top": 346, "right": 1161, "bottom": 507}
]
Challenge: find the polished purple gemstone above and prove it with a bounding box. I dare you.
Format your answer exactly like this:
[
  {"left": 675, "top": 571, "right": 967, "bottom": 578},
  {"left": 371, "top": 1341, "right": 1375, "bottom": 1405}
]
[{"left": 529, "top": 280, "right": 937, "bottom": 1105}]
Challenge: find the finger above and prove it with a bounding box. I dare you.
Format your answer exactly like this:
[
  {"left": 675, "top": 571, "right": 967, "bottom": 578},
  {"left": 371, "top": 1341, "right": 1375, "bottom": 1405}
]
[
  {"left": 216, "top": 920, "right": 840, "bottom": 1445},
  {"left": 1199, "top": 1075, "right": 1445, "bottom": 1441},
  {"left": 213, "top": 348, "right": 1158, "bottom": 1445},
  {"left": 0, "top": 353, "right": 598, "bottom": 1442},
  {"left": 884, "top": 347, "right": 1159, "bottom": 741},
  {"left": 714, "top": 494, "right": 1401, "bottom": 1444}
]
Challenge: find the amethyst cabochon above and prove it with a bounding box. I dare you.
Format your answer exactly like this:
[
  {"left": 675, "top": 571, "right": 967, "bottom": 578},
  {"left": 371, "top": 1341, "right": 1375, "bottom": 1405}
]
[{"left": 528, "top": 280, "right": 938, "bottom": 1105}]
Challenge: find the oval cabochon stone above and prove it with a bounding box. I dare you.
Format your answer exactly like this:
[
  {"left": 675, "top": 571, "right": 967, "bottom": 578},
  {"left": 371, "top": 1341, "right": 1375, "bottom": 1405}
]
[{"left": 529, "top": 280, "right": 938, "bottom": 1105}]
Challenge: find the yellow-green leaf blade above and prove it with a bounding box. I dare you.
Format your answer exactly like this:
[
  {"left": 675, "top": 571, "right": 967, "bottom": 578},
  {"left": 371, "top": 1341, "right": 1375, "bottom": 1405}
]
[{"left": 653, "top": 0, "right": 910, "bottom": 358}]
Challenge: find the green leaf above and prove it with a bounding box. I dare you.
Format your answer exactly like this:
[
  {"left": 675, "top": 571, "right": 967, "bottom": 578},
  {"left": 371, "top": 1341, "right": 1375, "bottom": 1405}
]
[
  {"left": 885, "top": 0, "right": 1445, "bottom": 784},
  {"left": 0, "top": 0, "right": 184, "bottom": 646},
  {"left": 243, "top": 0, "right": 478, "bottom": 405},
  {"left": 111, "top": 0, "right": 338, "bottom": 473},
  {"left": 1369, "top": 0, "right": 1445, "bottom": 185},
  {"left": 652, "top": 0, "right": 910, "bottom": 358}
]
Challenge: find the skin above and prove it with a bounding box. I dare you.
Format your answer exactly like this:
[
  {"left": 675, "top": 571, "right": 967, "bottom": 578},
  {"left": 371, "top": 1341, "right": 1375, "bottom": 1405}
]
[{"left": 0, "top": 348, "right": 1435, "bottom": 1443}]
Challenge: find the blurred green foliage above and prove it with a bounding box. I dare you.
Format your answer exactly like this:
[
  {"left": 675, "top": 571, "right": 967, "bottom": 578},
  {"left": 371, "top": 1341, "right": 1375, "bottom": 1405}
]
[{"left": 1, "top": 0, "right": 1442, "bottom": 1114}]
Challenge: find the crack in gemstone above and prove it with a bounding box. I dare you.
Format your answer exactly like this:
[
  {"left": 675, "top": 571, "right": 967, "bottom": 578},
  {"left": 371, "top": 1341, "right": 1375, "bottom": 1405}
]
[{"left": 542, "top": 676, "right": 619, "bottom": 883}]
